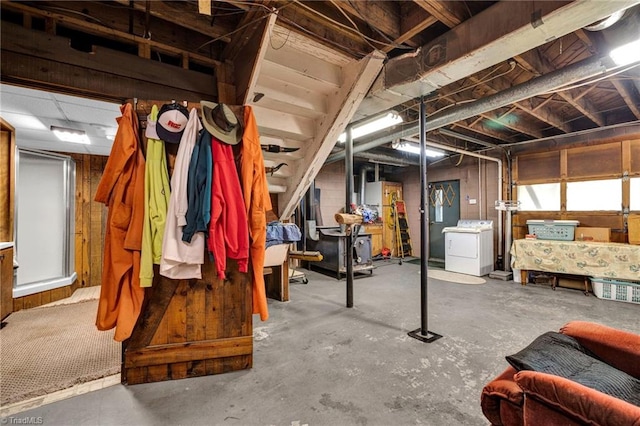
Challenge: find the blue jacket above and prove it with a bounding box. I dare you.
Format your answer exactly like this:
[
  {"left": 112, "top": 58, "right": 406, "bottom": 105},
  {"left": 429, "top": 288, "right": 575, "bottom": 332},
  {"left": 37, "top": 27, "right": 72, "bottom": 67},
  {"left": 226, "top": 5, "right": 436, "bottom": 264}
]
[{"left": 183, "top": 128, "right": 212, "bottom": 243}]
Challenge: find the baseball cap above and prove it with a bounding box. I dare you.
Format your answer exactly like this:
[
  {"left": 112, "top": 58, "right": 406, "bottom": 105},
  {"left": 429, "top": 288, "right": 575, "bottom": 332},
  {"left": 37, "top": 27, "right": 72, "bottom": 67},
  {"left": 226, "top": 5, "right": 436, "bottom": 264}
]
[{"left": 156, "top": 103, "right": 189, "bottom": 144}]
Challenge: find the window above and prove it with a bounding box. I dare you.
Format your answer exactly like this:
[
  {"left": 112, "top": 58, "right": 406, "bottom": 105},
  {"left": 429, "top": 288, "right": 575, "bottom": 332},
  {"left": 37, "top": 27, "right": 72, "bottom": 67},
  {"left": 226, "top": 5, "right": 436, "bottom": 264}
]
[
  {"left": 566, "top": 179, "right": 622, "bottom": 211},
  {"left": 15, "top": 149, "right": 76, "bottom": 297},
  {"left": 434, "top": 188, "right": 444, "bottom": 222},
  {"left": 517, "top": 183, "right": 561, "bottom": 211}
]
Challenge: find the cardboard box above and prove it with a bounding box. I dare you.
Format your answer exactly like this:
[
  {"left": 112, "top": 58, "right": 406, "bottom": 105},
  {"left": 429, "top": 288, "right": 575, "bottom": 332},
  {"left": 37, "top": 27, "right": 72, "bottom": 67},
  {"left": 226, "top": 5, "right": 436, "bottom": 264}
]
[
  {"left": 574, "top": 227, "right": 611, "bottom": 243},
  {"left": 629, "top": 215, "right": 640, "bottom": 245}
]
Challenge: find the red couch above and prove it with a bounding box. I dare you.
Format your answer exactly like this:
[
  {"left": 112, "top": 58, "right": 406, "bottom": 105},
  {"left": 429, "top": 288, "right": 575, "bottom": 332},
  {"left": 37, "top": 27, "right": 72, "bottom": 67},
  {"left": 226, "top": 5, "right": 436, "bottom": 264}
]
[{"left": 481, "top": 321, "right": 640, "bottom": 426}]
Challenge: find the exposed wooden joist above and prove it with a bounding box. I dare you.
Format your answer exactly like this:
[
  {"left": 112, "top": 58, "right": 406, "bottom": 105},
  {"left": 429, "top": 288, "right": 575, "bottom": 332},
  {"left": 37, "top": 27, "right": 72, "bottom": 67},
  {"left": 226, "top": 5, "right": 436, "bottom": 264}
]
[
  {"left": 611, "top": 79, "right": 640, "bottom": 120},
  {"left": 387, "top": 4, "right": 437, "bottom": 53},
  {"left": 451, "top": 118, "right": 516, "bottom": 142},
  {"left": 2, "top": 1, "right": 222, "bottom": 69},
  {"left": 1, "top": 22, "right": 217, "bottom": 101},
  {"left": 515, "top": 50, "right": 605, "bottom": 127},
  {"left": 481, "top": 108, "right": 545, "bottom": 139},
  {"left": 465, "top": 73, "right": 573, "bottom": 133},
  {"left": 413, "top": 0, "right": 467, "bottom": 28},
  {"left": 332, "top": 0, "right": 401, "bottom": 40},
  {"left": 437, "top": 83, "right": 544, "bottom": 138},
  {"left": 112, "top": 0, "right": 232, "bottom": 43},
  {"left": 574, "top": 28, "right": 640, "bottom": 120},
  {"left": 359, "top": 0, "right": 639, "bottom": 121},
  {"left": 275, "top": 1, "right": 370, "bottom": 57},
  {"left": 222, "top": 1, "right": 274, "bottom": 61}
]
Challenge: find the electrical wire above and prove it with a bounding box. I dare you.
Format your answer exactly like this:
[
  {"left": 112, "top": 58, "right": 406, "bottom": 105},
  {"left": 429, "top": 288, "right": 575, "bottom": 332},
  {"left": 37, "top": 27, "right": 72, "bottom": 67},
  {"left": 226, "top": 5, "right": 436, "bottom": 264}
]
[
  {"left": 345, "top": 0, "right": 414, "bottom": 50},
  {"left": 329, "top": 0, "right": 378, "bottom": 51},
  {"left": 291, "top": 0, "right": 411, "bottom": 50},
  {"left": 276, "top": 14, "right": 369, "bottom": 58}
]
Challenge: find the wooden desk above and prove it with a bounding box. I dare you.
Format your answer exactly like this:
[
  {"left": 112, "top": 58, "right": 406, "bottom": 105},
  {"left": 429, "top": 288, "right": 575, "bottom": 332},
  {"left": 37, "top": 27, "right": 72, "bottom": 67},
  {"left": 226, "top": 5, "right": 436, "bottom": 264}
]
[{"left": 511, "top": 239, "right": 640, "bottom": 289}]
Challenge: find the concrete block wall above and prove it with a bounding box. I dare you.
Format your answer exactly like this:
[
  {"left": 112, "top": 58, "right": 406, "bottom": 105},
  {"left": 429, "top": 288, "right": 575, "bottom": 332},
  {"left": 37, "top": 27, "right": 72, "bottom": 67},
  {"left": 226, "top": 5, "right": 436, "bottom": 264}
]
[{"left": 314, "top": 161, "right": 346, "bottom": 226}]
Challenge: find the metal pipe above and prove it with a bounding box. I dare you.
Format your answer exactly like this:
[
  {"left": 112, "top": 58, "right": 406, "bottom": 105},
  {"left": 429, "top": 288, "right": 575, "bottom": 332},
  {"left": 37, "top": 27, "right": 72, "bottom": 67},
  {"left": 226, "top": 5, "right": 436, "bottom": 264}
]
[
  {"left": 438, "top": 128, "right": 505, "bottom": 150},
  {"left": 478, "top": 158, "right": 483, "bottom": 220},
  {"left": 419, "top": 97, "right": 429, "bottom": 336},
  {"left": 327, "top": 54, "right": 617, "bottom": 163},
  {"left": 360, "top": 167, "right": 367, "bottom": 205},
  {"left": 345, "top": 126, "right": 354, "bottom": 308},
  {"left": 406, "top": 137, "right": 504, "bottom": 261},
  {"left": 408, "top": 97, "right": 442, "bottom": 343}
]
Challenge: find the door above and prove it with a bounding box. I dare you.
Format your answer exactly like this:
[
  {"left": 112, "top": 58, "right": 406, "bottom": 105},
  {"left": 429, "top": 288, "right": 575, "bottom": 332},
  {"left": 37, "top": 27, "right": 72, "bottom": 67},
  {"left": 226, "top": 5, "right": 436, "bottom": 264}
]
[
  {"left": 429, "top": 180, "right": 460, "bottom": 261},
  {"left": 14, "top": 149, "right": 76, "bottom": 297}
]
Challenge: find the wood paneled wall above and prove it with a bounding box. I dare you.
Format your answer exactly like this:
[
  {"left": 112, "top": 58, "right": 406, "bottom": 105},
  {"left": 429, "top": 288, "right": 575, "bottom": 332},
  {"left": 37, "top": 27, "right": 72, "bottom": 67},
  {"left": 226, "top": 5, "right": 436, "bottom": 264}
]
[
  {"left": 13, "top": 153, "right": 107, "bottom": 311},
  {"left": 0, "top": 118, "right": 15, "bottom": 242},
  {"left": 512, "top": 138, "right": 639, "bottom": 242}
]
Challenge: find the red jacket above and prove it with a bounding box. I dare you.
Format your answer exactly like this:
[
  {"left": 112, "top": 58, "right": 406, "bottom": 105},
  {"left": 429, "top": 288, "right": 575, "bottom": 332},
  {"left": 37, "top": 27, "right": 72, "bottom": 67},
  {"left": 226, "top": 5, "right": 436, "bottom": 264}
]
[
  {"left": 208, "top": 135, "right": 249, "bottom": 279},
  {"left": 94, "top": 103, "right": 146, "bottom": 342}
]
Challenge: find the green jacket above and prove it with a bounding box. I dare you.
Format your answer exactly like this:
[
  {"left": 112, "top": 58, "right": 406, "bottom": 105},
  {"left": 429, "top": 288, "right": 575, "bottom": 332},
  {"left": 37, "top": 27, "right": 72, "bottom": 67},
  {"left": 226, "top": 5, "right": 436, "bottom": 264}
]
[{"left": 140, "top": 105, "right": 171, "bottom": 287}]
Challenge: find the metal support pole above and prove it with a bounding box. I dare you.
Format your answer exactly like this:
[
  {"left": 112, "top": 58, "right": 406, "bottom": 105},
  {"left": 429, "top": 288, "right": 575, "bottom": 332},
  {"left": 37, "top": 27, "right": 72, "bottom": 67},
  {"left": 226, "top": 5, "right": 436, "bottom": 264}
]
[
  {"left": 408, "top": 96, "right": 442, "bottom": 343},
  {"left": 345, "top": 126, "right": 354, "bottom": 308}
]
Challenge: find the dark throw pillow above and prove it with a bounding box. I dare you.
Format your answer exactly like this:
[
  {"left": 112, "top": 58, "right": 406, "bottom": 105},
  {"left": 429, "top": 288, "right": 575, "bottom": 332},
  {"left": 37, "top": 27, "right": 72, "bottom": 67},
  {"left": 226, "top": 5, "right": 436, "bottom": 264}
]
[{"left": 506, "top": 331, "right": 640, "bottom": 407}]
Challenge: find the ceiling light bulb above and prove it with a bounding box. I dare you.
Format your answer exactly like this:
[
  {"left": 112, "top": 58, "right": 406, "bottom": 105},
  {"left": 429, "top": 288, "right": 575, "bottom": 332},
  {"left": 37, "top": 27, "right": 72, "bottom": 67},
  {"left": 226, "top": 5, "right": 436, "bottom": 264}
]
[
  {"left": 338, "top": 111, "right": 403, "bottom": 143},
  {"left": 610, "top": 38, "right": 640, "bottom": 66},
  {"left": 395, "top": 142, "right": 445, "bottom": 158},
  {"left": 51, "top": 126, "right": 90, "bottom": 144}
]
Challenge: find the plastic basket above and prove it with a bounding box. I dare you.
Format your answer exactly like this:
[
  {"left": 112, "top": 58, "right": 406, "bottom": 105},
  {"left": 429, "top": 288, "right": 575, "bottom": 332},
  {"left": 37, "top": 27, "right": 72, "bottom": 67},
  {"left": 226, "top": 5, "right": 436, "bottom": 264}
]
[
  {"left": 590, "top": 277, "right": 640, "bottom": 304},
  {"left": 526, "top": 220, "right": 579, "bottom": 241}
]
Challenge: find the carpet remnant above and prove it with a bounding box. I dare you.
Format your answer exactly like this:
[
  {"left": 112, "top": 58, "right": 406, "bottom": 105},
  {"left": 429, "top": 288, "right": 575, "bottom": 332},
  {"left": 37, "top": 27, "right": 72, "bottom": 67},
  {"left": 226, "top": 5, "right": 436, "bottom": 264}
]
[{"left": 0, "top": 299, "right": 120, "bottom": 406}]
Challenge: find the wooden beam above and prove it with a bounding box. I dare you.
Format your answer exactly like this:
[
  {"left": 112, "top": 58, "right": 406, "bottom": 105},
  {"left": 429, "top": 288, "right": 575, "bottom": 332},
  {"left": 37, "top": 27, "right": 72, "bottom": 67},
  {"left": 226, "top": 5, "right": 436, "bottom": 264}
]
[
  {"left": 465, "top": 73, "right": 573, "bottom": 133},
  {"left": 124, "top": 336, "right": 253, "bottom": 368},
  {"left": 234, "top": 12, "right": 278, "bottom": 105},
  {"left": 222, "top": 1, "right": 274, "bottom": 61},
  {"left": 127, "top": 280, "right": 179, "bottom": 351},
  {"left": 275, "top": 1, "right": 370, "bottom": 58},
  {"left": 560, "top": 88, "right": 605, "bottom": 126},
  {"left": 438, "top": 87, "right": 544, "bottom": 138},
  {"left": 333, "top": 0, "right": 401, "bottom": 40},
  {"left": 515, "top": 50, "right": 605, "bottom": 127},
  {"left": 451, "top": 119, "right": 516, "bottom": 142},
  {"left": 2, "top": 22, "right": 217, "bottom": 98},
  {"left": 2, "top": 1, "right": 222, "bottom": 69},
  {"left": 611, "top": 79, "right": 640, "bottom": 120},
  {"left": 112, "top": 0, "right": 232, "bottom": 43},
  {"left": 413, "top": 0, "right": 467, "bottom": 28},
  {"left": 387, "top": 4, "right": 437, "bottom": 53},
  {"left": 278, "top": 50, "right": 386, "bottom": 219}
]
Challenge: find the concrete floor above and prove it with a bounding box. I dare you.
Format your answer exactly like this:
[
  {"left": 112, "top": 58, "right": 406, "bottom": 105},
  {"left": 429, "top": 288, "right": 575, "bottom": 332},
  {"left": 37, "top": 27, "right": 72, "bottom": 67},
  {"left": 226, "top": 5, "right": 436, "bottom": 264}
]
[{"left": 6, "top": 261, "right": 639, "bottom": 425}]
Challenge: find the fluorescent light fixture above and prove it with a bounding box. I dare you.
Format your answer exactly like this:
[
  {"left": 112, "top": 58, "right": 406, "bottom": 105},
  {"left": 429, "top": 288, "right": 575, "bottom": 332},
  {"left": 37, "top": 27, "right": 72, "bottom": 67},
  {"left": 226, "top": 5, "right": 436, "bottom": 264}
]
[
  {"left": 51, "top": 125, "right": 90, "bottom": 144},
  {"left": 338, "top": 111, "right": 403, "bottom": 143},
  {"left": 610, "top": 38, "right": 640, "bottom": 66},
  {"left": 395, "top": 141, "right": 445, "bottom": 158}
]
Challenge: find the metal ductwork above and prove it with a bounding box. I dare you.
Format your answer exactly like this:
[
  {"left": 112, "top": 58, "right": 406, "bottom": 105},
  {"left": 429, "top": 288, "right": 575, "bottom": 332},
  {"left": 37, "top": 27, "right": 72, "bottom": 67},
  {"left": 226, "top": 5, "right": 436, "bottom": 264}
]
[{"left": 327, "top": 53, "right": 626, "bottom": 163}]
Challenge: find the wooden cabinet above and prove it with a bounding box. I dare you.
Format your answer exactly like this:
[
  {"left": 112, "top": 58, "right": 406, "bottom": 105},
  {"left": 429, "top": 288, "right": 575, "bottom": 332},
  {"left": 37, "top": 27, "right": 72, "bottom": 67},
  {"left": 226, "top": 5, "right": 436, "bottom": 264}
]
[
  {"left": 1, "top": 246, "right": 14, "bottom": 321},
  {"left": 363, "top": 224, "right": 383, "bottom": 256},
  {"left": 1, "top": 118, "right": 16, "bottom": 242},
  {"left": 365, "top": 181, "right": 403, "bottom": 256}
]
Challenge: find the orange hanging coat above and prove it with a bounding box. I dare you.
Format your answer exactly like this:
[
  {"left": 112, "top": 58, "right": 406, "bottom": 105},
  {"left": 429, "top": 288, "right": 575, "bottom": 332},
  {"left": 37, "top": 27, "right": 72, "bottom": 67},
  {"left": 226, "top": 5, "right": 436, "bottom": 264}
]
[
  {"left": 94, "top": 103, "right": 146, "bottom": 342},
  {"left": 238, "top": 106, "right": 273, "bottom": 321}
]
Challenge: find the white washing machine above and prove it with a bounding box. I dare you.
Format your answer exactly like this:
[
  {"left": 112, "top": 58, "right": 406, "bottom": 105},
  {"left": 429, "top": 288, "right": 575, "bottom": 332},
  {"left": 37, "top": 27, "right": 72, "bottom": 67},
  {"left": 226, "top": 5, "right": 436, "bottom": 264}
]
[{"left": 442, "top": 220, "right": 494, "bottom": 276}]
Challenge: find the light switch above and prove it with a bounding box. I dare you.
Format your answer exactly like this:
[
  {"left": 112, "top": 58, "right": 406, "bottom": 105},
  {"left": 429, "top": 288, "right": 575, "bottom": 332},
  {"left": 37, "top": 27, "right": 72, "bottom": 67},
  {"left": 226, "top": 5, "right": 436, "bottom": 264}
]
[{"left": 469, "top": 198, "right": 477, "bottom": 205}]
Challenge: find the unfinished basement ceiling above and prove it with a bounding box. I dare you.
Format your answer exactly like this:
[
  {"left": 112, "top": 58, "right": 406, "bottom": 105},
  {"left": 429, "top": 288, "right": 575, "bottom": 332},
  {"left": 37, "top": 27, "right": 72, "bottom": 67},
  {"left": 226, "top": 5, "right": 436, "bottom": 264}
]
[{"left": 1, "top": 1, "right": 640, "bottom": 217}]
